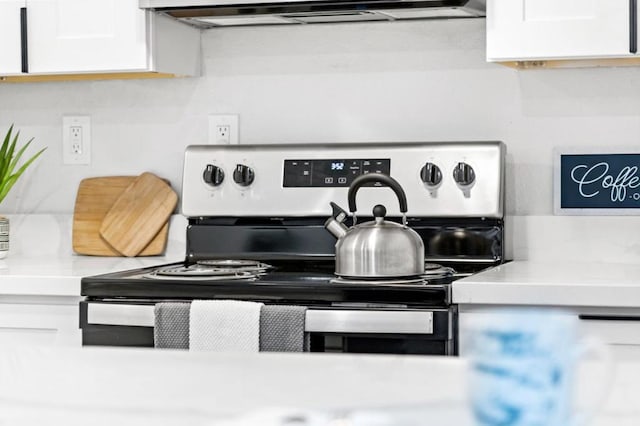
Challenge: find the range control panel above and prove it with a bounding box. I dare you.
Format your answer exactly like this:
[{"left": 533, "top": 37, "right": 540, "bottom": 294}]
[
  {"left": 283, "top": 159, "right": 391, "bottom": 187},
  {"left": 181, "top": 142, "right": 505, "bottom": 218}
]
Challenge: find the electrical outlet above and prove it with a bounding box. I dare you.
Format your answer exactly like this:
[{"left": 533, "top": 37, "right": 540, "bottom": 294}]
[
  {"left": 70, "top": 126, "right": 82, "bottom": 154},
  {"left": 216, "top": 125, "right": 231, "bottom": 144},
  {"left": 208, "top": 114, "right": 239, "bottom": 144},
  {"left": 63, "top": 116, "right": 91, "bottom": 164}
]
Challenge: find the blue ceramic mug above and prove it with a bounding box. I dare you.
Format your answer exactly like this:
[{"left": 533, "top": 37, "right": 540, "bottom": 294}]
[{"left": 465, "top": 308, "right": 612, "bottom": 426}]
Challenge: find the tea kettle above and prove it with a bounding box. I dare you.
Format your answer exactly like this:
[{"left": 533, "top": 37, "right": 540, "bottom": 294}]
[{"left": 324, "top": 173, "right": 425, "bottom": 278}]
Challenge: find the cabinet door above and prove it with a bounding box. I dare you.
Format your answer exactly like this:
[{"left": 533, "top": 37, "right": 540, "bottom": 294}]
[
  {"left": 0, "top": 0, "right": 26, "bottom": 75},
  {"left": 0, "top": 302, "right": 81, "bottom": 347},
  {"left": 459, "top": 310, "right": 640, "bottom": 361},
  {"left": 487, "top": 0, "right": 636, "bottom": 61},
  {"left": 26, "top": 0, "right": 148, "bottom": 74},
  {"left": 578, "top": 316, "right": 640, "bottom": 361}
]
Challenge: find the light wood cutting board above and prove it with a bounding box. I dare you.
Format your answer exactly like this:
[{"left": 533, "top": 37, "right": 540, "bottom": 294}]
[
  {"left": 99, "top": 172, "right": 178, "bottom": 257},
  {"left": 72, "top": 176, "right": 170, "bottom": 256}
]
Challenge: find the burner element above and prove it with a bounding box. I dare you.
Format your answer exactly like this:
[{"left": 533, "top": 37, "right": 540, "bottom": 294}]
[
  {"left": 143, "top": 270, "right": 257, "bottom": 281},
  {"left": 155, "top": 266, "right": 250, "bottom": 277},
  {"left": 142, "top": 260, "right": 273, "bottom": 281},
  {"left": 424, "top": 262, "right": 444, "bottom": 271},
  {"left": 195, "top": 259, "right": 273, "bottom": 273},
  {"left": 330, "top": 276, "right": 428, "bottom": 286},
  {"left": 197, "top": 259, "right": 264, "bottom": 267},
  {"left": 332, "top": 262, "right": 455, "bottom": 285},
  {"left": 423, "top": 262, "right": 455, "bottom": 279}
]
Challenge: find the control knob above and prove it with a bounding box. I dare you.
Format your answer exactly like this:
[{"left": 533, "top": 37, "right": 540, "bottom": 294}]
[
  {"left": 233, "top": 164, "right": 255, "bottom": 186},
  {"left": 203, "top": 164, "right": 224, "bottom": 187},
  {"left": 420, "top": 162, "right": 442, "bottom": 186},
  {"left": 453, "top": 162, "right": 475, "bottom": 186}
]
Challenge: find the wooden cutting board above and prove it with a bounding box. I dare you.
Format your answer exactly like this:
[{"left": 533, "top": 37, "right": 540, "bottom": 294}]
[
  {"left": 72, "top": 176, "right": 170, "bottom": 256},
  {"left": 99, "top": 172, "right": 178, "bottom": 257}
]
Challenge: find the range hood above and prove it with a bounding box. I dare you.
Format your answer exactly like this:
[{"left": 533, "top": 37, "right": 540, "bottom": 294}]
[{"left": 139, "top": 0, "right": 485, "bottom": 27}]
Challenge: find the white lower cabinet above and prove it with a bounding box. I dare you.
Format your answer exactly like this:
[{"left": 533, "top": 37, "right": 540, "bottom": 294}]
[
  {"left": 459, "top": 307, "right": 640, "bottom": 361},
  {"left": 0, "top": 296, "right": 82, "bottom": 347},
  {"left": 577, "top": 314, "right": 640, "bottom": 361}
]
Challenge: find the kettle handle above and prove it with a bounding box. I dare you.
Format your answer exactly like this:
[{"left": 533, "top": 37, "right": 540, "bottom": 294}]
[{"left": 347, "top": 174, "right": 408, "bottom": 213}]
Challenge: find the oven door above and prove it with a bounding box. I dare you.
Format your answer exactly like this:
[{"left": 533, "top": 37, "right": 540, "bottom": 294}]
[{"left": 80, "top": 301, "right": 457, "bottom": 355}]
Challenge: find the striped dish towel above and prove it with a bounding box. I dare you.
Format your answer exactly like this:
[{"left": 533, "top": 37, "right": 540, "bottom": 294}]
[
  {"left": 260, "top": 305, "right": 308, "bottom": 352},
  {"left": 189, "top": 300, "right": 263, "bottom": 352},
  {"left": 154, "top": 302, "right": 190, "bottom": 349}
]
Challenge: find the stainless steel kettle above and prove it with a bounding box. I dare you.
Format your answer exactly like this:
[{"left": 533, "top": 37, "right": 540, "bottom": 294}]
[{"left": 324, "top": 174, "right": 425, "bottom": 278}]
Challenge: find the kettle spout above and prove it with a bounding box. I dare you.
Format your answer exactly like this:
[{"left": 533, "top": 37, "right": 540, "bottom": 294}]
[{"left": 324, "top": 202, "right": 349, "bottom": 239}]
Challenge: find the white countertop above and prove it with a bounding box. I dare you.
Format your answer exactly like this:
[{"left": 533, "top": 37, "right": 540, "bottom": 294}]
[
  {"left": 453, "top": 261, "right": 640, "bottom": 308},
  {"left": 0, "top": 348, "right": 468, "bottom": 425},
  {"left": 4, "top": 213, "right": 640, "bottom": 309},
  {"left": 0, "top": 346, "right": 637, "bottom": 426},
  {"left": 9, "top": 256, "right": 640, "bottom": 307},
  {"left": 0, "top": 214, "right": 186, "bottom": 297},
  {"left": 0, "top": 254, "right": 184, "bottom": 297}
]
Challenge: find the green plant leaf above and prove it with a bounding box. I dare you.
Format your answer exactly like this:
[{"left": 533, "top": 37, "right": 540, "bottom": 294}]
[
  {"left": 1, "top": 132, "right": 22, "bottom": 183},
  {"left": 0, "top": 125, "right": 14, "bottom": 181},
  {"left": 0, "top": 147, "right": 46, "bottom": 204},
  {"left": 6, "top": 137, "right": 34, "bottom": 180},
  {"left": 0, "top": 125, "right": 46, "bottom": 205},
  {"left": 0, "top": 125, "right": 13, "bottom": 160}
]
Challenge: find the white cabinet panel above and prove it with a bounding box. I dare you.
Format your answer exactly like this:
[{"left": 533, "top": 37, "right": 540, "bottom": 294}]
[
  {"left": 578, "top": 317, "right": 640, "bottom": 360},
  {"left": 606, "top": 345, "right": 640, "bottom": 361},
  {"left": 0, "top": 327, "right": 58, "bottom": 346},
  {"left": 27, "top": 0, "right": 147, "bottom": 73},
  {"left": 0, "top": 300, "right": 81, "bottom": 348},
  {"left": 0, "top": 0, "right": 199, "bottom": 79},
  {"left": 459, "top": 309, "right": 640, "bottom": 361},
  {"left": 487, "top": 0, "right": 636, "bottom": 61},
  {"left": 579, "top": 318, "right": 640, "bottom": 346},
  {"left": 0, "top": 1, "right": 25, "bottom": 75}
]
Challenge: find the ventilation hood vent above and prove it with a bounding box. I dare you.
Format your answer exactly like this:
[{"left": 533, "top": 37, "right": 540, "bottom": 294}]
[{"left": 139, "top": 0, "right": 486, "bottom": 28}]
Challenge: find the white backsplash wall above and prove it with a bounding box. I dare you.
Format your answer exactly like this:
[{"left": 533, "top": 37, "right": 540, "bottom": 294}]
[{"left": 1, "top": 18, "right": 640, "bottom": 261}]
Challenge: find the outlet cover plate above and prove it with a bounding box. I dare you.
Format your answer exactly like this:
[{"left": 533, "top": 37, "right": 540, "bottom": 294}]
[
  {"left": 208, "top": 114, "right": 239, "bottom": 145},
  {"left": 63, "top": 116, "right": 91, "bottom": 164}
]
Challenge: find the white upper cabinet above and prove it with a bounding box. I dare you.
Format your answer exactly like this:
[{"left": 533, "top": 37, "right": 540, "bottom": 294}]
[
  {"left": 0, "top": 0, "right": 200, "bottom": 79},
  {"left": 0, "top": 1, "right": 25, "bottom": 75},
  {"left": 27, "top": 0, "right": 148, "bottom": 74},
  {"left": 487, "top": 0, "right": 638, "bottom": 62}
]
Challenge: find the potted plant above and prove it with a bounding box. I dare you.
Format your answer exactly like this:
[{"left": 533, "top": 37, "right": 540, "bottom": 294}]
[{"left": 0, "top": 125, "right": 46, "bottom": 258}]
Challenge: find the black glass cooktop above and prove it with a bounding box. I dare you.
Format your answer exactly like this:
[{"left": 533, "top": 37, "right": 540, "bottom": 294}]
[{"left": 81, "top": 261, "right": 454, "bottom": 307}]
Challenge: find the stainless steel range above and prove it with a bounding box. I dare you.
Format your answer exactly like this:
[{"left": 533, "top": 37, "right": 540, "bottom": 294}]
[{"left": 80, "top": 141, "right": 506, "bottom": 355}]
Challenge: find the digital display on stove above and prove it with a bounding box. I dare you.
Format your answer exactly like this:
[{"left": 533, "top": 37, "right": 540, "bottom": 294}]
[{"left": 283, "top": 158, "right": 391, "bottom": 187}]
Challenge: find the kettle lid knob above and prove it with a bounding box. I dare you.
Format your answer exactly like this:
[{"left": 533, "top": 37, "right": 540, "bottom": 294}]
[{"left": 372, "top": 204, "right": 387, "bottom": 218}]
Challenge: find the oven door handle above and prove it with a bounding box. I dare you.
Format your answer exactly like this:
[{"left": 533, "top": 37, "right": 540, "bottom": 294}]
[
  {"left": 86, "top": 303, "right": 434, "bottom": 334},
  {"left": 306, "top": 309, "right": 433, "bottom": 334}
]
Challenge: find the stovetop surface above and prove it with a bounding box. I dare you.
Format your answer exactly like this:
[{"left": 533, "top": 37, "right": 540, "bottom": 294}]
[{"left": 81, "top": 260, "right": 462, "bottom": 307}]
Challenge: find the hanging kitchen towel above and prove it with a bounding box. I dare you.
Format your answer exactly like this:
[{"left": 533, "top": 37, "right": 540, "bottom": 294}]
[
  {"left": 189, "top": 300, "right": 263, "bottom": 352},
  {"left": 259, "top": 305, "right": 308, "bottom": 352},
  {"left": 154, "top": 302, "right": 190, "bottom": 349}
]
